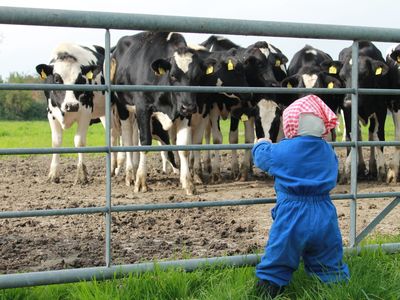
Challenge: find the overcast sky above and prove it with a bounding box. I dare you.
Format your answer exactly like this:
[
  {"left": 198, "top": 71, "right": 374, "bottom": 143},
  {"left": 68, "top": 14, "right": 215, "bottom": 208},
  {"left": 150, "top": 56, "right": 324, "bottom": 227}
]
[{"left": 0, "top": 0, "right": 399, "bottom": 79}]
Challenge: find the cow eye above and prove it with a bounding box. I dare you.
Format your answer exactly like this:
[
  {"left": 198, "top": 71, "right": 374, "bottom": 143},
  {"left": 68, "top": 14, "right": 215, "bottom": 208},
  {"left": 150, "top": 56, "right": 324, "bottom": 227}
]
[{"left": 54, "top": 74, "right": 63, "bottom": 84}]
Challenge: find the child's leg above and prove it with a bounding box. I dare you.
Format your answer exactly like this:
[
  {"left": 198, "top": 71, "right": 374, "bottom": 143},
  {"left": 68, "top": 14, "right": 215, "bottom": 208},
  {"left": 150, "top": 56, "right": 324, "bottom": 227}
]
[
  {"left": 256, "top": 201, "right": 306, "bottom": 287},
  {"left": 303, "top": 201, "right": 350, "bottom": 283}
]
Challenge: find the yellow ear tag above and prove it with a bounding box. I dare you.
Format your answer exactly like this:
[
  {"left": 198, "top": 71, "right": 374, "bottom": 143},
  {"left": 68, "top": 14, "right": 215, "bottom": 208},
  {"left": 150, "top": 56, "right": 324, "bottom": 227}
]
[
  {"left": 327, "top": 82, "right": 334, "bottom": 89},
  {"left": 375, "top": 67, "right": 383, "bottom": 75},
  {"left": 227, "top": 60, "right": 234, "bottom": 71},
  {"left": 86, "top": 70, "right": 93, "bottom": 80},
  {"left": 275, "top": 59, "right": 281, "bottom": 67},
  {"left": 241, "top": 114, "right": 248, "bottom": 122},
  {"left": 40, "top": 70, "right": 47, "bottom": 79},
  {"left": 158, "top": 67, "right": 166, "bottom": 75},
  {"left": 206, "top": 65, "right": 214, "bottom": 75},
  {"left": 329, "top": 66, "right": 337, "bottom": 74},
  {"left": 287, "top": 82, "right": 293, "bottom": 88},
  {"left": 397, "top": 56, "right": 400, "bottom": 63}
]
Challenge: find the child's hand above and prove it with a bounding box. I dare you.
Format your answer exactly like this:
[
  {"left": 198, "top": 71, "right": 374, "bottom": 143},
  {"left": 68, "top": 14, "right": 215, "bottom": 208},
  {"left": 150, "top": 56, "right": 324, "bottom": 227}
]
[{"left": 257, "top": 137, "right": 272, "bottom": 143}]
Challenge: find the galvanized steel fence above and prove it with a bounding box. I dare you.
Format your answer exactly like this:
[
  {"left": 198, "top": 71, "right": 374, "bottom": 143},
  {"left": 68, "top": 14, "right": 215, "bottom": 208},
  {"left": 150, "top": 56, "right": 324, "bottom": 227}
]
[{"left": 0, "top": 6, "right": 400, "bottom": 289}]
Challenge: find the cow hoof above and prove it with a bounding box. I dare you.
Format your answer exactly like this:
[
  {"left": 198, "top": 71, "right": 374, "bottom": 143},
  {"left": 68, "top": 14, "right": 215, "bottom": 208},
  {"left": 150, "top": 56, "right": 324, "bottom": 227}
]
[
  {"left": 210, "top": 173, "right": 222, "bottom": 184},
  {"left": 134, "top": 181, "right": 148, "bottom": 193},
  {"left": 75, "top": 164, "right": 88, "bottom": 185},
  {"left": 239, "top": 172, "right": 249, "bottom": 182},
  {"left": 386, "top": 169, "right": 396, "bottom": 184},
  {"left": 185, "top": 183, "right": 196, "bottom": 195},
  {"left": 47, "top": 176, "right": 60, "bottom": 184},
  {"left": 194, "top": 173, "right": 204, "bottom": 185}
]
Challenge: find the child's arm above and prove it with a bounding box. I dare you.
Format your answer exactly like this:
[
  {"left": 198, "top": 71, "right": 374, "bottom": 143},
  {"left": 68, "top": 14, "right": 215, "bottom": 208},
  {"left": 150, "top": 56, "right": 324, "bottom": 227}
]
[{"left": 252, "top": 139, "right": 273, "bottom": 173}]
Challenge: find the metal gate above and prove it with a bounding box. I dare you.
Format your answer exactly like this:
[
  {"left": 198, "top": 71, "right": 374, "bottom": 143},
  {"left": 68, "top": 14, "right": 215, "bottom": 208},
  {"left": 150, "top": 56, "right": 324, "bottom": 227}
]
[{"left": 0, "top": 6, "right": 399, "bottom": 289}]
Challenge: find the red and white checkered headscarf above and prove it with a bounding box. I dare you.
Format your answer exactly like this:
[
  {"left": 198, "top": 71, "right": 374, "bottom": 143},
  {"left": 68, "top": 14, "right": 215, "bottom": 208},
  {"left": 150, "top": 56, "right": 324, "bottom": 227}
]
[{"left": 283, "top": 94, "right": 338, "bottom": 139}]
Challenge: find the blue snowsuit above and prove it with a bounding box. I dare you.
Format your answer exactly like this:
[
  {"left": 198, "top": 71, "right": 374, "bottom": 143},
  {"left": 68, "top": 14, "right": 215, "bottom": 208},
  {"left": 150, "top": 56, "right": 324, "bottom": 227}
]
[{"left": 252, "top": 136, "right": 349, "bottom": 287}]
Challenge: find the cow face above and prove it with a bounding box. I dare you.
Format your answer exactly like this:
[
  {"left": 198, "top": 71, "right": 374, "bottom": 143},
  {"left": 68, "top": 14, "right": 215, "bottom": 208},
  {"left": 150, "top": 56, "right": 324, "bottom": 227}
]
[
  {"left": 36, "top": 60, "right": 102, "bottom": 114},
  {"left": 243, "top": 46, "right": 279, "bottom": 89},
  {"left": 339, "top": 56, "right": 389, "bottom": 102},
  {"left": 200, "top": 49, "right": 251, "bottom": 101},
  {"left": 151, "top": 47, "right": 200, "bottom": 117},
  {"left": 281, "top": 71, "right": 344, "bottom": 113}
]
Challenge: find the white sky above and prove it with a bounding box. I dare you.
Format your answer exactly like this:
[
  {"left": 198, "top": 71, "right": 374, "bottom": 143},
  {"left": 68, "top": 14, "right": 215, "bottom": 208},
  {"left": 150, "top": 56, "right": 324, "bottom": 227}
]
[{"left": 0, "top": 0, "right": 399, "bottom": 79}]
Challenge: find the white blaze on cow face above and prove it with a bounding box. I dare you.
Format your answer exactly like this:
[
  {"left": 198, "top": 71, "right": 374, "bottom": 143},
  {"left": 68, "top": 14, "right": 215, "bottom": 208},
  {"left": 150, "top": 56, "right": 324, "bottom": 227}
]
[
  {"left": 302, "top": 74, "right": 318, "bottom": 88},
  {"left": 258, "top": 99, "right": 279, "bottom": 140},
  {"left": 259, "top": 47, "right": 270, "bottom": 59},
  {"left": 174, "top": 51, "right": 193, "bottom": 73},
  {"left": 305, "top": 49, "right": 318, "bottom": 56}
]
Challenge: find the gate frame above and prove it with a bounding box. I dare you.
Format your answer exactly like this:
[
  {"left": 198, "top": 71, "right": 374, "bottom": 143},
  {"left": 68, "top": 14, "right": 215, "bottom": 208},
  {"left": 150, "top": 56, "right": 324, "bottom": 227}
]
[{"left": 0, "top": 6, "right": 399, "bottom": 289}]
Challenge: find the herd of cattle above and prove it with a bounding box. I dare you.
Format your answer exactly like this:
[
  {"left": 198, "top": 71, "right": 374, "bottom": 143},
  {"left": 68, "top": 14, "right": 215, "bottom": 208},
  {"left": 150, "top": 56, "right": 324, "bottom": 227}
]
[{"left": 34, "top": 32, "right": 400, "bottom": 195}]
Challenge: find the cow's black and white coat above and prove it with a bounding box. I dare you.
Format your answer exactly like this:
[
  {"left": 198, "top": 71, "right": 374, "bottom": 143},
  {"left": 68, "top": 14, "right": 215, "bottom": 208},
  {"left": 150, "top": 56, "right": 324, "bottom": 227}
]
[
  {"left": 385, "top": 44, "right": 400, "bottom": 183},
  {"left": 36, "top": 43, "right": 107, "bottom": 184},
  {"left": 111, "top": 32, "right": 202, "bottom": 195},
  {"left": 339, "top": 41, "right": 390, "bottom": 182}
]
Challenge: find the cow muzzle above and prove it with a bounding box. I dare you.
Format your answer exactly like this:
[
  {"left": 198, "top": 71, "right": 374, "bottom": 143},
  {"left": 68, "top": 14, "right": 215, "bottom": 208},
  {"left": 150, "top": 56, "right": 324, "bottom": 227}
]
[
  {"left": 65, "top": 103, "right": 80, "bottom": 112},
  {"left": 180, "top": 103, "right": 197, "bottom": 116}
]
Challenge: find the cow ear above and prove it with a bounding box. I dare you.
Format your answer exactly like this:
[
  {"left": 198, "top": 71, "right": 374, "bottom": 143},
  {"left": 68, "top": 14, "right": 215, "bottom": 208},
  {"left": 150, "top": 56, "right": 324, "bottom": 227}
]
[
  {"left": 275, "top": 53, "right": 288, "bottom": 66},
  {"left": 281, "top": 75, "right": 299, "bottom": 88},
  {"left": 225, "top": 58, "right": 236, "bottom": 71},
  {"left": 202, "top": 58, "right": 217, "bottom": 75},
  {"left": 36, "top": 64, "right": 53, "bottom": 80},
  {"left": 389, "top": 49, "right": 400, "bottom": 64},
  {"left": 81, "top": 65, "right": 102, "bottom": 80},
  {"left": 151, "top": 59, "right": 171, "bottom": 76},
  {"left": 370, "top": 60, "right": 389, "bottom": 76},
  {"left": 323, "top": 75, "right": 342, "bottom": 89},
  {"left": 321, "top": 60, "right": 343, "bottom": 75}
]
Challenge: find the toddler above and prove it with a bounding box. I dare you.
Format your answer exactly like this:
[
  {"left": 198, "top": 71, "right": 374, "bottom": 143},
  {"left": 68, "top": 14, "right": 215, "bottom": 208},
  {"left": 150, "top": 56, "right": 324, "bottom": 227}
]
[{"left": 252, "top": 94, "right": 350, "bottom": 298}]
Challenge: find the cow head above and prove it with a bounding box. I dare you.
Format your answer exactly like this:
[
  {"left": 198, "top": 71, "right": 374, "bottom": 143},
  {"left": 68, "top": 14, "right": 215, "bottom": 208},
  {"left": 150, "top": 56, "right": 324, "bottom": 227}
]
[
  {"left": 36, "top": 59, "right": 103, "bottom": 114},
  {"left": 151, "top": 47, "right": 201, "bottom": 117},
  {"left": 339, "top": 55, "right": 389, "bottom": 102},
  {"left": 199, "top": 48, "right": 251, "bottom": 102}
]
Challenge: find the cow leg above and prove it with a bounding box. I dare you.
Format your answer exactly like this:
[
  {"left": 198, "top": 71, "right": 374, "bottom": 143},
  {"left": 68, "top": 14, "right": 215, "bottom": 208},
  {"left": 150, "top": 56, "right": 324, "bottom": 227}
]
[
  {"left": 229, "top": 117, "right": 240, "bottom": 180},
  {"left": 121, "top": 116, "right": 135, "bottom": 186},
  {"left": 387, "top": 109, "right": 400, "bottom": 183},
  {"left": 134, "top": 108, "right": 152, "bottom": 193},
  {"left": 175, "top": 118, "right": 195, "bottom": 195},
  {"left": 209, "top": 106, "right": 222, "bottom": 183},
  {"left": 374, "top": 112, "right": 387, "bottom": 182},
  {"left": 239, "top": 116, "right": 255, "bottom": 182},
  {"left": 99, "top": 114, "right": 121, "bottom": 176},
  {"left": 48, "top": 116, "right": 63, "bottom": 183},
  {"left": 74, "top": 115, "right": 91, "bottom": 185},
  {"left": 204, "top": 120, "right": 212, "bottom": 174},
  {"left": 191, "top": 112, "right": 208, "bottom": 184}
]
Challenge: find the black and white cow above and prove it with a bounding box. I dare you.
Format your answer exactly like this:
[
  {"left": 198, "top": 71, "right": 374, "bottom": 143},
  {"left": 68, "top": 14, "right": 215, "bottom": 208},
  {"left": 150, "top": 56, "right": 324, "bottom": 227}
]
[
  {"left": 385, "top": 44, "right": 400, "bottom": 183},
  {"left": 188, "top": 45, "right": 251, "bottom": 183},
  {"left": 200, "top": 36, "right": 287, "bottom": 181},
  {"left": 282, "top": 45, "right": 344, "bottom": 117},
  {"left": 339, "top": 41, "right": 390, "bottom": 182},
  {"left": 36, "top": 43, "right": 108, "bottom": 184},
  {"left": 111, "top": 32, "right": 202, "bottom": 195}
]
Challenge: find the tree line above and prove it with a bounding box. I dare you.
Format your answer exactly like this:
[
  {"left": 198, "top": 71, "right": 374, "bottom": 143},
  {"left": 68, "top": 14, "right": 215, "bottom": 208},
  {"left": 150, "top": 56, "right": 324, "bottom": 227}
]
[{"left": 0, "top": 73, "right": 47, "bottom": 120}]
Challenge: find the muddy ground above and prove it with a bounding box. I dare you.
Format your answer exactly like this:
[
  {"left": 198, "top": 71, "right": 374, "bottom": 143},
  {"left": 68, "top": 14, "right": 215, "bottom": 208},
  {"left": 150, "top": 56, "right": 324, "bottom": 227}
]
[{"left": 0, "top": 148, "right": 399, "bottom": 274}]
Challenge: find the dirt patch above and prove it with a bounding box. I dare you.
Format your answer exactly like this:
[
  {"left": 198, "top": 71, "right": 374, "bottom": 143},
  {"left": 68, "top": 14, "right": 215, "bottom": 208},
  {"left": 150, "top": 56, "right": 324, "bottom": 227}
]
[{"left": 0, "top": 148, "right": 399, "bottom": 274}]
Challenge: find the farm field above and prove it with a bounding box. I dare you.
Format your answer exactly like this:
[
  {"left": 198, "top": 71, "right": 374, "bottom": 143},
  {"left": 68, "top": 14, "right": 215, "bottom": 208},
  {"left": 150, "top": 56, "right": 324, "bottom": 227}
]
[{"left": 0, "top": 119, "right": 399, "bottom": 275}]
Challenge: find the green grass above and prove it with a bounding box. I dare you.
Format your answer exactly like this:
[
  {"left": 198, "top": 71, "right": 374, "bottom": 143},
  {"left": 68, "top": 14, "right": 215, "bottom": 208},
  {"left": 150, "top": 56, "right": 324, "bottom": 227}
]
[
  {"left": 0, "top": 116, "right": 396, "bottom": 150},
  {"left": 1, "top": 235, "right": 399, "bottom": 300}
]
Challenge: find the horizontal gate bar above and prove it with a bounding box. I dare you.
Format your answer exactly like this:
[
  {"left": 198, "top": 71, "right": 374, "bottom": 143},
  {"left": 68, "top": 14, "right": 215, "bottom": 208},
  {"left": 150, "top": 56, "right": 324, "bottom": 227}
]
[
  {"left": 2, "top": 7, "right": 400, "bottom": 42},
  {"left": 4, "top": 83, "right": 400, "bottom": 97},
  {"left": 1, "top": 242, "right": 399, "bottom": 289},
  {"left": 2, "top": 192, "right": 399, "bottom": 219},
  {"left": 1, "top": 141, "right": 400, "bottom": 156}
]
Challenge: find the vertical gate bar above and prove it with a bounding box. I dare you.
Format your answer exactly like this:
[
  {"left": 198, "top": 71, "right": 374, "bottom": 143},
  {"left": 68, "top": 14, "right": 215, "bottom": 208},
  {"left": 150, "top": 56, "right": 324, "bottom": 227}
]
[
  {"left": 349, "top": 40, "right": 359, "bottom": 247},
  {"left": 104, "top": 29, "right": 112, "bottom": 267}
]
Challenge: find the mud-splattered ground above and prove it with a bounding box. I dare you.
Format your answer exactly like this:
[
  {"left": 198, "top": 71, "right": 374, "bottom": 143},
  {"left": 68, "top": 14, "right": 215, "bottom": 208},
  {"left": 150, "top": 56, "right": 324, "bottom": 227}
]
[{"left": 0, "top": 148, "right": 399, "bottom": 274}]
